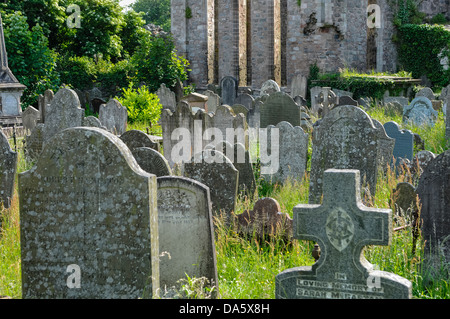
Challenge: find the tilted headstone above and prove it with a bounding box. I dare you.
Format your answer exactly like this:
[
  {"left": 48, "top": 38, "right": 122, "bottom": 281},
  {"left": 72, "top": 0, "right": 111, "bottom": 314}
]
[
  {"left": 220, "top": 76, "right": 238, "bottom": 106},
  {"left": 236, "top": 197, "right": 293, "bottom": 239},
  {"left": 184, "top": 149, "right": 238, "bottom": 222},
  {"left": 260, "top": 80, "right": 280, "bottom": 96},
  {"left": 0, "top": 130, "right": 17, "bottom": 208},
  {"left": 383, "top": 121, "right": 414, "bottom": 162},
  {"left": 19, "top": 127, "right": 159, "bottom": 299},
  {"left": 203, "top": 90, "right": 220, "bottom": 114},
  {"left": 120, "top": 129, "right": 160, "bottom": 153},
  {"left": 309, "top": 105, "right": 394, "bottom": 204},
  {"left": 416, "top": 150, "right": 450, "bottom": 282},
  {"left": 43, "top": 88, "right": 84, "bottom": 144},
  {"left": 403, "top": 97, "right": 438, "bottom": 126},
  {"left": 157, "top": 176, "right": 218, "bottom": 296},
  {"left": 156, "top": 83, "right": 176, "bottom": 112},
  {"left": 264, "top": 121, "right": 308, "bottom": 184},
  {"left": 22, "top": 106, "right": 40, "bottom": 134},
  {"left": 290, "top": 74, "right": 307, "bottom": 99},
  {"left": 260, "top": 92, "right": 302, "bottom": 128},
  {"left": 276, "top": 169, "right": 412, "bottom": 299},
  {"left": 98, "top": 99, "right": 128, "bottom": 135},
  {"left": 132, "top": 147, "right": 172, "bottom": 177}
]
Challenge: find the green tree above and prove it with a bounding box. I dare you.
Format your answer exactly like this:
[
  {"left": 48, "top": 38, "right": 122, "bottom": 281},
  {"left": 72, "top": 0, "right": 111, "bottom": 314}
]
[
  {"left": 63, "top": 0, "right": 125, "bottom": 60},
  {"left": 131, "top": 0, "right": 170, "bottom": 31},
  {"left": 131, "top": 32, "right": 189, "bottom": 92},
  {"left": 120, "top": 9, "right": 147, "bottom": 57},
  {"left": 2, "top": 10, "right": 60, "bottom": 108}
]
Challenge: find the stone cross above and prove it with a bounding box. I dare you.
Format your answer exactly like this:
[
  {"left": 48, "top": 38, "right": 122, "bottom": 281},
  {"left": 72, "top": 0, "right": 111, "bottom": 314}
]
[{"left": 276, "top": 169, "right": 412, "bottom": 299}]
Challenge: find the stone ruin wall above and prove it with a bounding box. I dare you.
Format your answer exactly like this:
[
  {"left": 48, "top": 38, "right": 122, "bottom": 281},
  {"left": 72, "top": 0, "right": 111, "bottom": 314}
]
[{"left": 171, "top": 0, "right": 449, "bottom": 90}]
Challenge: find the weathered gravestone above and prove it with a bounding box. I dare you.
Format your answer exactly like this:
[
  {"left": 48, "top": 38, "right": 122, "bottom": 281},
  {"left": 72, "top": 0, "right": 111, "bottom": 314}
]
[
  {"left": 214, "top": 141, "right": 256, "bottom": 197},
  {"left": 415, "top": 87, "right": 435, "bottom": 101},
  {"left": 236, "top": 197, "right": 293, "bottom": 239},
  {"left": 132, "top": 147, "right": 172, "bottom": 177},
  {"left": 98, "top": 99, "right": 128, "bottom": 135},
  {"left": 82, "top": 116, "right": 104, "bottom": 129},
  {"left": 391, "top": 182, "right": 418, "bottom": 222},
  {"left": 220, "top": 76, "right": 238, "bottom": 106},
  {"left": 234, "top": 93, "right": 254, "bottom": 112},
  {"left": 156, "top": 83, "right": 176, "bottom": 112},
  {"left": 120, "top": 129, "right": 160, "bottom": 153},
  {"left": 446, "top": 95, "right": 450, "bottom": 140},
  {"left": 43, "top": 88, "right": 84, "bottom": 144},
  {"left": 0, "top": 130, "right": 17, "bottom": 208},
  {"left": 157, "top": 176, "right": 218, "bottom": 296},
  {"left": 37, "top": 89, "right": 54, "bottom": 124},
  {"left": 337, "top": 95, "right": 359, "bottom": 107},
  {"left": 290, "top": 74, "right": 307, "bottom": 99},
  {"left": 439, "top": 84, "right": 450, "bottom": 115},
  {"left": 276, "top": 169, "right": 412, "bottom": 299},
  {"left": 19, "top": 127, "right": 159, "bottom": 299},
  {"left": 416, "top": 150, "right": 450, "bottom": 282},
  {"left": 260, "top": 92, "right": 302, "bottom": 128},
  {"left": 264, "top": 121, "right": 308, "bottom": 184},
  {"left": 403, "top": 97, "right": 438, "bottom": 126},
  {"left": 203, "top": 90, "right": 220, "bottom": 114},
  {"left": 309, "top": 105, "right": 394, "bottom": 204},
  {"left": 383, "top": 121, "right": 414, "bottom": 162},
  {"left": 22, "top": 106, "right": 40, "bottom": 134},
  {"left": 24, "top": 123, "right": 44, "bottom": 162},
  {"left": 184, "top": 149, "right": 238, "bottom": 222},
  {"left": 260, "top": 79, "right": 280, "bottom": 96}
]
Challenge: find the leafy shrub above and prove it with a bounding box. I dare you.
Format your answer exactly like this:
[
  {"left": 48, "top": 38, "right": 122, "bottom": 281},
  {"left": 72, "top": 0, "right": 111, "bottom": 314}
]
[{"left": 116, "top": 83, "right": 162, "bottom": 124}]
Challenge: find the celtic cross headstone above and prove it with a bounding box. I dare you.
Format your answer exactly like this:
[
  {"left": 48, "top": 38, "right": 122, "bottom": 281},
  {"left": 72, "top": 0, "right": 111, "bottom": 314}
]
[{"left": 276, "top": 169, "right": 412, "bottom": 299}]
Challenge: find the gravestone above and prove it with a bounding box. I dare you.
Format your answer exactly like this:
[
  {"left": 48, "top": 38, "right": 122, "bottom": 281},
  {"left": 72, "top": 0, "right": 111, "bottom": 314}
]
[
  {"left": 310, "top": 86, "right": 323, "bottom": 116},
  {"left": 0, "top": 130, "right": 17, "bottom": 208},
  {"left": 416, "top": 150, "right": 450, "bottom": 282},
  {"left": 383, "top": 102, "right": 404, "bottom": 117},
  {"left": 132, "top": 147, "right": 172, "bottom": 177},
  {"left": 260, "top": 92, "right": 302, "bottom": 128},
  {"left": 203, "top": 90, "right": 220, "bottom": 114},
  {"left": 309, "top": 105, "right": 394, "bottom": 204},
  {"left": 290, "top": 74, "right": 307, "bottom": 99},
  {"left": 207, "top": 104, "right": 248, "bottom": 149},
  {"left": 383, "top": 96, "right": 409, "bottom": 109},
  {"left": 156, "top": 83, "right": 176, "bottom": 112},
  {"left": 181, "top": 93, "right": 208, "bottom": 112},
  {"left": 98, "top": 99, "right": 128, "bottom": 135},
  {"left": 391, "top": 182, "right": 418, "bottom": 222},
  {"left": 82, "top": 116, "right": 104, "bottom": 129},
  {"left": 276, "top": 169, "right": 412, "bottom": 299},
  {"left": 415, "top": 87, "right": 435, "bottom": 101},
  {"left": 260, "top": 80, "right": 280, "bottom": 96},
  {"left": 332, "top": 89, "right": 353, "bottom": 98},
  {"left": 338, "top": 96, "right": 358, "bottom": 107},
  {"left": 234, "top": 93, "right": 255, "bottom": 112},
  {"left": 184, "top": 149, "right": 239, "bottom": 222},
  {"left": 264, "top": 121, "right": 308, "bottom": 184},
  {"left": 19, "top": 127, "right": 159, "bottom": 299},
  {"left": 383, "top": 121, "right": 414, "bottom": 162},
  {"left": 43, "top": 88, "right": 84, "bottom": 144},
  {"left": 403, "top": 97, "right": 438, "bottom": 126},
  {"left": 439, "top": 84, "right": 450, "bottom": 115},
  {"left": 24, "top": 123, "right": 45, "bottom": 161},
  {"left": 220, "top": 76, "right": 238, "bottom": 106},
  {"left": 236, "top": 197, "right": 293, "bottom": 239},
  {"left": 22, "top": 106, "right": 40, "bottom": 134},
  {"left": 120, "top": 129, "right": 160, "bottom": 153},
  {"left": 215, "top": 141, "right": 256, "bottom": 196},
  {"left": 157, "top": 176, "right": 218, "bottom": 296},
  {"left": 39, "top": 89, "right": 54, "bottom": 124}
]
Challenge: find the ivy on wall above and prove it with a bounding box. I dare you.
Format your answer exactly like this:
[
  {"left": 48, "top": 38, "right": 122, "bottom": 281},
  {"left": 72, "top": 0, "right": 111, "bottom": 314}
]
[{"left": 397, "top": 24, "right": 450, "bottom": 88}]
